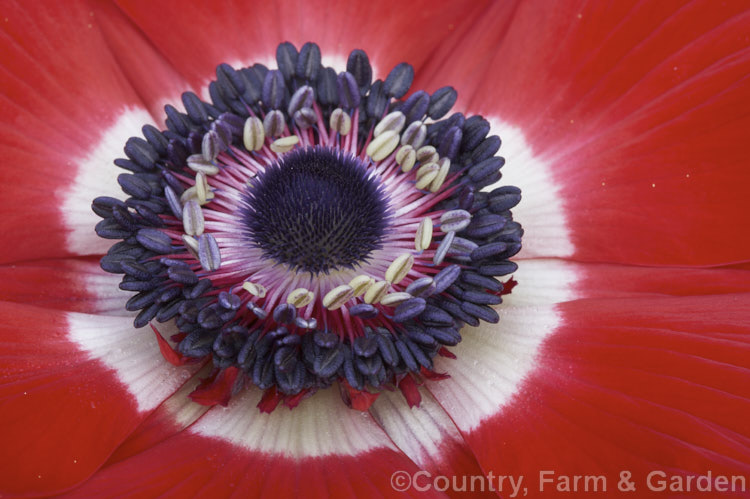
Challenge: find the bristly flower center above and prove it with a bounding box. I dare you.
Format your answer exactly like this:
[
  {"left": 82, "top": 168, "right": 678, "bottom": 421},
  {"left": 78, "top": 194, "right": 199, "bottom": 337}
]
[
  {"left": 242, "top": 146, "right": 391, "bottom": 274},
  {"left": 93, "top": 41, "right": 523, "bottom": 412}
]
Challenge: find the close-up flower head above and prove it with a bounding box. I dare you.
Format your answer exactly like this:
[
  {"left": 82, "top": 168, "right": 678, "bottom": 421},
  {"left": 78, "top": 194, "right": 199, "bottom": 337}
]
[{"left": 1, "top": 0, "right": 749, "bottom": 497}]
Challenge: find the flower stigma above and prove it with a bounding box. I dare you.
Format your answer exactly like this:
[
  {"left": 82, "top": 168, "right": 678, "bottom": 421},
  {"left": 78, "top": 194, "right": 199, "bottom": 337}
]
[{"left": 92, "top": 42, "right": 523, "bottom": 412}]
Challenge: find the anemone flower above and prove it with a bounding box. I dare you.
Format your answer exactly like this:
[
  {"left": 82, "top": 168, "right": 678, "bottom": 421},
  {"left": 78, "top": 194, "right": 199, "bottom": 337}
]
[{"left": 2, "top": 0, "right": 750, "bottom": 497}]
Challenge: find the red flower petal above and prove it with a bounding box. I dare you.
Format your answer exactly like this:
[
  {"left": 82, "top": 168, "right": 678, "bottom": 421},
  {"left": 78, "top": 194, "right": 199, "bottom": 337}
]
[
  {"left": 0, "top": 258, "right": 128, "bottom": 315},
  {"left": 426, "top": 261, "right": 750, "bottom": 495},
  {"left": 0, "top": 2, "right": 161, "bottom": 263},
  {"left": 428, "top": 0, "right": 750, "bottom": 265},
  {"left": 0, "top": 303, "right": 193, "bottom": 495},
  {"left": 113, "top": 0, "right": 492, "bottom": 86},
  {"left": 67, "top": 388, "right": 435, "bottom": 497},
  {"left": 371, "top": 388, "right": 498, "bottom": 498},
  {"left": 459, "top": 293, "right": 750, "bottom": 495},
  {"left": 106, "top": 368, "right": 210, "bottom": 465}
]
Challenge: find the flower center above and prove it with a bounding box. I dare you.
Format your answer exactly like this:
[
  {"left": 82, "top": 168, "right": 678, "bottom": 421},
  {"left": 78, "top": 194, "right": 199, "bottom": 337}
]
[
  {"left": 243, "top": 146, "right": 391, "bottom": 274},
  {"left": 93, "top": 41, "right": 523, "bottom": 411}
]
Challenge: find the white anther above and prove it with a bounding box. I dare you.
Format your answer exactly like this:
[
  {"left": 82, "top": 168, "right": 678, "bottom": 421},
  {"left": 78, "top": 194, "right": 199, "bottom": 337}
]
[
  {"left": 385, "top": 253, "right": 414, "bottom": 284},
  {"left": 181, "top": 234, "right": 200, "bottom": 258},
  {"left": 322, "top": 285, "right": 354, "bottom": 310},
  {"left": 366, "top": 130, "right": 399, "bottom": 162},
  {"left": 400, "top": 121, "right": 427, "bottom": 149},
  {"left": 202, "top": 130, "right": 220, "bottom": 162},
  {"left": 243, "top": 116, "right": 265, "bottom": 152},
  {"left": 242, "top": 281, "right": 267, "bottom": 298},
  {"left": 430, "top": 157, "right": 451, "bottom": 192},
  {"left": 415, "top": 163, "right": 439, "bottom": 190},
  {"left": 374, "top": 111, "right": 406, "bottom": 137},
  {"left": 396, "top": 145, "right": 416, "bottom": 173},
  {"left": 182, "top": 199, "right": 205, "bottom": 236},
  {"left": 195, "top": 171, "right": 208, "bottom": 204},
  {"left": 364, "top": 280, "right": 389, "bottom": 304},
  {"left": 415, "top": 217, "right": 433, "bottom": 251},
  {"left": 349, "top": 275, "right": 375, "bottom": 297},
  {"left": 186, "top": 154, "right": 220, "bottom": 175},
  {"left": 180, "top": 185, "right": 214, "bottom": 205},
  {"left": 379, "top": 292, "right": 413, "bottom": 307},
  {"left": 329, "top": 108, "right": 352, "bottom": 136},
  {"left": 287, "top": 288, "right": 315, "bottom": 308},
  {"left": 416, "top": 145, "right": 439, "bottom": 165},
  {"left": 270, "top": 135, "right": 300, "bottom": 154}
]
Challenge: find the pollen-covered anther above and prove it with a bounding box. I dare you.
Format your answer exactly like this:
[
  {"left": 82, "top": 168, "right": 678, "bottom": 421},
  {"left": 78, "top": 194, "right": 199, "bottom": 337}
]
[
  {"left": 270, "top": 135, "right": 300, "bottom": 154},
  {"left": 242, "top": 281, "right": 267, "bottom": 298},
  {"left": 243, "top": 116, "right": 265, "bottom": 151},
  {"left": 182, "top": 200, "right": 205, "bottom": 236},
  {"left": 414, "top": 162, "right": 439, "bottom": 190},
  {"left": 400, "top": 121, "right": 427, "bottom": 149},
  {"left": 364, "top": 280, "right": 389, "bottom": 304},
  {"left": 415, "top": 217, "right": 433, "bottom": 252},
  {"left": 430, "top": 157, "right": 451, "bottom": 193},
  {"left": 396, "top": 145, "right": 416, "bottom": 173},
  {"left": 373, "top": 111, "right": 406, "bottom": 137},
  {"left": 385, "top": 253, "right": 414, "bottom": 284},
  {"left": 329, "top": 108, "right": 352, "bottom": 135},
  {"left": 195, "top": 172, "right": 209, "bottom": 204},
  {"left": 416, "top": 145, "right": 439, "bottom": 164},
  {"left": 181, "top": 234, "right": 200, "bottom": 258},
  {"left": 323, "top": 285, "right": 354, "bottom": 310},
  {"left": 287, "top": 288, "right": 315, "bottom": 308},
  {"left": 366, "top": 130, "right": 399, "bottom": 162},
  {"left": 186, "top": 154, "right": 220, "bottom": 175},
  {"left": 380, "top": 292, "right": 412, "bottom": 307},
  {"left": 349, "top": 275, "right": 375, "bottom": 297}
]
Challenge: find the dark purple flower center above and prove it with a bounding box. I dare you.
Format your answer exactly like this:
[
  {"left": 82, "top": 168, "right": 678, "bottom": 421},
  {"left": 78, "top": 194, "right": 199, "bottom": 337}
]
[
  {"left": 242, "top": 146, "right": 391, "bottom": 274},
  {"left": 92, "top": 41, "right": 523, "bottom": 409}
]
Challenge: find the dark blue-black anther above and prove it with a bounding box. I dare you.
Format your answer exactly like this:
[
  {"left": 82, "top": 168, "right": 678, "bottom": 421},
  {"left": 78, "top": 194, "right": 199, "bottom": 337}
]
[
  {"left": 142, "top": 124, "right": 168, "bottom": 155},
  {"left": 346, "top": 49, "right": 372, "bottom": 92},
  {"left": 438, "top": 126, "right": 463, "bottom": 160},
  {"left": 124, "top": 137, "right": 158, "bottom": 170},
  {"left": 365, "top": 80, "right": 388, "bottom": 119},
  {"left": 428, "top": 86, "right": 457, "bottom": 119},
  {"left": 276, "top": 42, "right": 298, "bottom": 82},
  {"left": 401, "top": 90, "right": 430, "bottom": 123},
  {"left": 337, "top": 72, "right": 360, "bottom": 108},
  {"left": 117, "top": 173, "right": 151, "bottom": 200},
  {"left": 262, "top": 70, "right": 287, "bottom": 110},
  {"left": 182, "top": 92, "right": 209, "bottom": 124},
  {"left": 164, "top": 104, "right": 191, "bottom": 136},
  {"left": 461, "top": 116, "right": 490, "bottom": 152},
  {"left": 460, "top": 301, "right": 500, "bottom": 324},
  {"left": 383, "top": 62, "right": 414, "bottom": 99},
  {"left": 316, "top": 67, "right": 338, "bottom": 107},
  {"left": 296, "top": 42, "right": 322, "bottom": 81}
]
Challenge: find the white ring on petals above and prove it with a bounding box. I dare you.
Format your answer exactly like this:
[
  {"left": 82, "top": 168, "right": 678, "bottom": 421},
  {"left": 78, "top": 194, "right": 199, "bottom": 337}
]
[
  {"left": 191, "top": 386, "right": 396, "bottom": 457},
  {"left": 62, "top": 108, "right": 156, "bottom": 256},
  {"left": 486, "top": 119, "right": 575, "bottom": 259}
]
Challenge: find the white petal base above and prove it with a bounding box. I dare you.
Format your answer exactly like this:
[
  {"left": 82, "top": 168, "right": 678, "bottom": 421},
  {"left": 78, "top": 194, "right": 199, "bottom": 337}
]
[
  {"left": 62, "top": 107, "right": 156, "bottom": 256},
  {"left": 428, "top": 258, "right": 578, "bottom": 432},
  {"left": 67, "top": 312, "right": 192, "bottom": 413},
  {"left": 192, "top": 385, "right": 397, "bottom": 458},
  {"left": 488, "top": 118, "right": 575, "bottom": 259}
]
